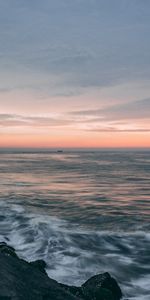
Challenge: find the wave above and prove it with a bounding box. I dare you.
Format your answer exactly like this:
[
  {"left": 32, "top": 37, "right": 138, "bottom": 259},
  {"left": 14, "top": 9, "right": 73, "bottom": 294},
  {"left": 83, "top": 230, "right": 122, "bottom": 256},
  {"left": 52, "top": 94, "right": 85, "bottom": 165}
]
[{"left": 0, "top": 200, "right": 150, "bottom": 300}]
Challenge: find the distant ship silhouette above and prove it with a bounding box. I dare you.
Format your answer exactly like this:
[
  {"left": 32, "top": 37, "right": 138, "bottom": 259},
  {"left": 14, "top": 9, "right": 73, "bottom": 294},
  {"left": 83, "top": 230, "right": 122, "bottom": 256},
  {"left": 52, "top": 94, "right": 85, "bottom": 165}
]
[{"left": 57, "top": 150, "right": 63, "bottom": 153}]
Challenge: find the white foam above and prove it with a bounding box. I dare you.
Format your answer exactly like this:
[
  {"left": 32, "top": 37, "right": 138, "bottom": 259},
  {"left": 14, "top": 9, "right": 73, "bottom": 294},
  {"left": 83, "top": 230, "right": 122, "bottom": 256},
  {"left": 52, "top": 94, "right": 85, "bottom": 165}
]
[
  {"left": 129, "top": 296, "right": 150, "bottom": 300},
  {"left": 0, "top": 202, "right": 150, "bottom": 298},
  {"left": 131, "top": 275, "right": 150, "bottom": 291}
]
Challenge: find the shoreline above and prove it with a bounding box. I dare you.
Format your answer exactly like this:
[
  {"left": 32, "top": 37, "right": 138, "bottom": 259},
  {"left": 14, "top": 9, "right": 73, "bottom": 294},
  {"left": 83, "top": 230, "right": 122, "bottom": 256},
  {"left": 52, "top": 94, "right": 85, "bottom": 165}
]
[{"left": 0, "top": 242, "right": 123, "bottom": 300}]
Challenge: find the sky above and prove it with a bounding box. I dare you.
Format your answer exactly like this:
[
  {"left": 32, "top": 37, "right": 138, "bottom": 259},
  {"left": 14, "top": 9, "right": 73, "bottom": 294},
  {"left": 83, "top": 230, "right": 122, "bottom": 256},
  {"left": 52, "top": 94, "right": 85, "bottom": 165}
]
[{"left": 0, "top": 0, "right": 150, "bottom": 148}]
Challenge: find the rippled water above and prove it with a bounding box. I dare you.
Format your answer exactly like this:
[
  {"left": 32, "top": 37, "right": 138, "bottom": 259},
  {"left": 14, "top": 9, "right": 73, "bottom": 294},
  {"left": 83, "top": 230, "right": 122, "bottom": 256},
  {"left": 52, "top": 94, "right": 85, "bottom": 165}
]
[{"left": 0, "top": 150, "right": 150, "bottom": 299}]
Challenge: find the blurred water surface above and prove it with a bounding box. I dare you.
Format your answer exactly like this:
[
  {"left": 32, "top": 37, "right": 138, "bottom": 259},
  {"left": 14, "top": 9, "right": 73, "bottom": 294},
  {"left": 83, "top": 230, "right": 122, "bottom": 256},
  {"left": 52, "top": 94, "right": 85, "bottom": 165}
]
[{"left": 0, "top": 150, "right": 150, "bottom": 300}]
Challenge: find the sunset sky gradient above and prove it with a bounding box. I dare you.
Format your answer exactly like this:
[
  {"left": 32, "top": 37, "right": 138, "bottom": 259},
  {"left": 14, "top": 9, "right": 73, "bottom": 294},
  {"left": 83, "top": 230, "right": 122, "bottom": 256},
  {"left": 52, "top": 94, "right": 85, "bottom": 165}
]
[{"left": 0, "top": 0, "right": 150, "bottom": 148}]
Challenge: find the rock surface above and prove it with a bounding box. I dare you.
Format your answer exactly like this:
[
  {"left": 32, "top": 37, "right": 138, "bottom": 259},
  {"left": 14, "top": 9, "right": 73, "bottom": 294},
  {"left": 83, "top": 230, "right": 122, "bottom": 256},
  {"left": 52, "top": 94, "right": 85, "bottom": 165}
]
[
  {"left": 30, "top": 259, "right": 47, "bottom": 275},
  {"left": 82, "top": 272, "right": 122, "bottom": 300},
  {"left": 0, "top": 243, "right": 123, "bottom": 300}
]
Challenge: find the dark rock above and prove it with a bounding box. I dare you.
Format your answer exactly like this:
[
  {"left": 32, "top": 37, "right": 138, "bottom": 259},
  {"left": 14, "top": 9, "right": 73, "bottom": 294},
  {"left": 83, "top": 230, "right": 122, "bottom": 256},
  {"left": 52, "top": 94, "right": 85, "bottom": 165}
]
[
  {"left": 82, "top": 272, "right": 122, "bottom": 300},
  {"left": 94, "top": 287, "right": 114, "bottom": 300},
  {"left": 30, "top": 260, "right": 47, "bottom": 274},
  {"left": 0, "top": 243, "right": 123, "bottom": 300},
  {"left": 0, "top": 252, "right": 81, "bottom": 300},
  {"left": 0, "top": 297, "right": 12, "bottom": 300},
  {"left": 82, "top": 286, "right": 114, "bottom": 300},
  {"left": 0, "top": 242, "right": 18, "bottom": 258},
  {"left": 61, "top": 283, "right": 115, "bottom": 300},
  {"left": 60, "top": 284, "right": 85, "bottom": 299}
]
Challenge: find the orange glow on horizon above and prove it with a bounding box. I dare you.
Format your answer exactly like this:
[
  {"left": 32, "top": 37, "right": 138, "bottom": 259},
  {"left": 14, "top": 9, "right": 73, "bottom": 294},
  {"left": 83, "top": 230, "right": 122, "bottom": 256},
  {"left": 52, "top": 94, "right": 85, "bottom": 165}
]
[{"left": 0, "top": 131, "right": 150, "bottom": 149}]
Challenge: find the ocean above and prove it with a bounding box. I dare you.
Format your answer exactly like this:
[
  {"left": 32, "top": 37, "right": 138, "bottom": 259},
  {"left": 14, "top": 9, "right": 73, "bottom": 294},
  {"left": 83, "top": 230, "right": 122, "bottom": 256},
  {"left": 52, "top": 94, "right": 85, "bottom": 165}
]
[{"left": 0, "top": 150, "right": 149, "bottom": 299}]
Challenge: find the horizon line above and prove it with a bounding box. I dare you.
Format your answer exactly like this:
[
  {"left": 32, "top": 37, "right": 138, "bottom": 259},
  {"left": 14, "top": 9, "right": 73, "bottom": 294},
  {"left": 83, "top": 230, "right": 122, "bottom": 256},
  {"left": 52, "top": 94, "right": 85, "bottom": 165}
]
[{"left": 0, "top": 146, "right": 150, "bottom": 151}]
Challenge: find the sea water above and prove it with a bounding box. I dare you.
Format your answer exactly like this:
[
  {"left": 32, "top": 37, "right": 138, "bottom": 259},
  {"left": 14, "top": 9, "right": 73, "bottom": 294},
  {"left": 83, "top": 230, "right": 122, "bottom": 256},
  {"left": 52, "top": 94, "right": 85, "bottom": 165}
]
[{"left": 0, "top": 150, "right": 149, "bottom": 299}]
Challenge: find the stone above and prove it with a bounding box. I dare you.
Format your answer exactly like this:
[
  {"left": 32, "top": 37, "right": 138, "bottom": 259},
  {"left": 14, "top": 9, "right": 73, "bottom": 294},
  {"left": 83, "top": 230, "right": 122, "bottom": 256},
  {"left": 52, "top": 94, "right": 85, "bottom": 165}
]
[
  {"left": 30, "top": 260, "right": 47, "bottom": 274},
  {"left": 0, "top": 243, "right": 123, "bottom": 300},
  {"left": 0, "top": 297, "right": 12, "bottom": 300},
  {"left": 0, "top": 242, "right": 18, "bottom": 258},
  {"left": 0, "top": 252, "right": 80, "bottom": 300},
  {"left": 82, "top": 272, "right": 122, "bottom": 300}
]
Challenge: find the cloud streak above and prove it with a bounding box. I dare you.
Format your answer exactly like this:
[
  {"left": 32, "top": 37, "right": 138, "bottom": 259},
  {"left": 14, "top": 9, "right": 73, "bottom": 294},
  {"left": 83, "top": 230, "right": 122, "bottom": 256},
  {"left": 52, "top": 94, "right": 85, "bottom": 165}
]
[
  {"left": 69, "top": 98, "right": 150, "bottom": 121},
  {"left": 0, "top": 100, "right": 149, "bottom": 134},
  {"left": 0, "top": 114, "right": 71, "bottom": 128}
]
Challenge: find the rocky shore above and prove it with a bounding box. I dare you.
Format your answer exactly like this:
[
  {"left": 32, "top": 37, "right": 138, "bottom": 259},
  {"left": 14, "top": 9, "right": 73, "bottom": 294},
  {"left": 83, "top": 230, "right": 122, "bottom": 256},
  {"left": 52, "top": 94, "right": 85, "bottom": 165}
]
[{"left": 0, "top": 242, "right": 123, "bottom": 300}]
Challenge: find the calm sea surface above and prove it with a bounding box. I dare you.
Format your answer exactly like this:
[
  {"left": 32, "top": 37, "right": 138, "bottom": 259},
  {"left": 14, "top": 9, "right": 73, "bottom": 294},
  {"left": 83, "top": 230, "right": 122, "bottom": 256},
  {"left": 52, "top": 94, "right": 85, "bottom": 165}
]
[{"left": 0, "top": 150, "right": 150, "bottom": 299}]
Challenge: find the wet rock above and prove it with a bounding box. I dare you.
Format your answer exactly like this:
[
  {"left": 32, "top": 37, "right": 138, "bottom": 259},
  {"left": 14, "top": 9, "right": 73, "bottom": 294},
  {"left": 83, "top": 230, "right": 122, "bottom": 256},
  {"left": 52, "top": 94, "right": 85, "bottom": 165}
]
[
  {"left": 82, "top": 286, "right": 114, "bottom": 300},
  {"left": 30, "top": 260, "right": 47, "bottom": 274},
  {"left": 0, "top": 243, "right": 123, "bottom": 300},
  {"left": 0, "top": 242, "right": 18, "bottom": 258},
  {"left": 60, "top": 283, "right": 115, "bottom": 300},
  {"left": 94, "top": 287, "right": 114, "bottom": 300},
  {"left": 82, "top": 272, "right": 122, "bottom": 300},
  {"left": 0, "top": 251, "right": 80, "bottom": 300},
  {"left": 0, "top": 297, "right": 12, "bottom": 300},
  {"left": 60, "top": 284, "right": 85, "bottom": 299}
]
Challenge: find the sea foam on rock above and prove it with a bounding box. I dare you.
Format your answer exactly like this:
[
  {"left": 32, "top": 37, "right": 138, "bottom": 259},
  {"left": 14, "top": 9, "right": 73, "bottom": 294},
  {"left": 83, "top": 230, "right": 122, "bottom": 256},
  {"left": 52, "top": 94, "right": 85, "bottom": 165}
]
[{"left": 0, "top": 242, "right": 122, "bottom": 300}]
